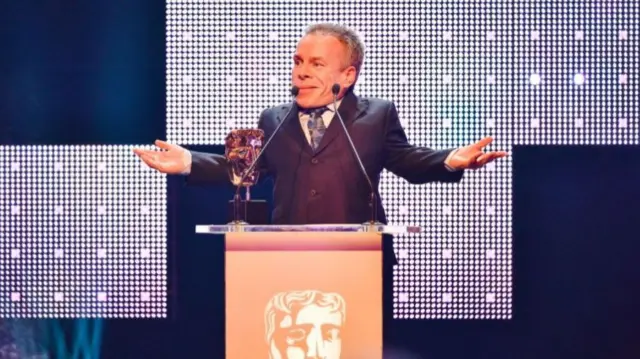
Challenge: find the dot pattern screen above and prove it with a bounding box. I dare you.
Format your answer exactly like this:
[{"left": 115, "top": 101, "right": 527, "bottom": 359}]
[
  {"left": 0, "top": 146, "right": 167, "bottom": 318},
  {"left": 166, "top": 0, "right": 638, "bottom": 319}
]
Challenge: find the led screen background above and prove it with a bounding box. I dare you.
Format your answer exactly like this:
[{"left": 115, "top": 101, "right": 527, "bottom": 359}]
[
  {"left": 166, "top": 0, "right": 638, "bottom": 319},
  {"left": 1, "top": 146, "right": 167, "bottom": 318},
  {"left": 0, "top": 0, "right": 636, "bottom": 320}
]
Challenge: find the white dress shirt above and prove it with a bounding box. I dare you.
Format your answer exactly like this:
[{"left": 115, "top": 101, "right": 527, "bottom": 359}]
[{"left": 298, "top": 99, "right": 342, "bottom": 144}]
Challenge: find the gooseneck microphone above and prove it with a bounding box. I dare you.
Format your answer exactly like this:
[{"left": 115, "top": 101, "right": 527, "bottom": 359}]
[
  {"left": 330, "top": 83, "right": 380, "bottom": 226},
  {"left": 232, "top": 86, "right": 299, "bottom": 222}
]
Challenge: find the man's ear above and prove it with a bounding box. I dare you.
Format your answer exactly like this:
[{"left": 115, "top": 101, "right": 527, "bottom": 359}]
[{"left": 342, "top": 66, "right": 357, "bottom": 88}]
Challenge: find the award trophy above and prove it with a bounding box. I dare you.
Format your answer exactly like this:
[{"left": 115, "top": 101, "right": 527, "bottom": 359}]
[{"left": 225, "top": 129, "right": 264, "bottom": 225}]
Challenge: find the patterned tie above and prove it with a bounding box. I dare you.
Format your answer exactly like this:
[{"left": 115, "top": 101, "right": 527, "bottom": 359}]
[{"left": 304, "top": 107, "right": 328, "bottom": 150}]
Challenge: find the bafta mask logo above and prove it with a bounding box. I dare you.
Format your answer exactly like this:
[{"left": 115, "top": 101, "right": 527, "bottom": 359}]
[{"left": 265, "top": 290, "right": 346, "bottom": 359}]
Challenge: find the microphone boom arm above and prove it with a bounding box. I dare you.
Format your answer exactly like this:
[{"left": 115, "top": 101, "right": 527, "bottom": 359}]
[
  {"left": 331, "top": 84, "right": 380, "bottom": 226},
  {"left": 231, "top": 86, "right": 299, "bottom": 223}
]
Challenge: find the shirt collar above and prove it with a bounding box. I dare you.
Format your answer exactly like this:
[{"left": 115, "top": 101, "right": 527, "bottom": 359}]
[
  {"left": 326, "top": 98, "right": 342, "bottom": 112},
  {"left": 299, "top": 98, "right": 343, "bottom": 115}
]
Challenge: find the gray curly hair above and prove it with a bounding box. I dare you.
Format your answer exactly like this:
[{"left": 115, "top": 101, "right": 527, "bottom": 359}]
[{"left": 304, "top": 23, "right": 365, "bottom": 78}]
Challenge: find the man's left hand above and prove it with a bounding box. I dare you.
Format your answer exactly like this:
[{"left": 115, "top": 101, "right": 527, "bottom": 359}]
[{"left": 445, "top": 137, "right": 508, "bottom": 170}]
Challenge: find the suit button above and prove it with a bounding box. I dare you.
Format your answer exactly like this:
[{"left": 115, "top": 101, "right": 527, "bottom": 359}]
[
  {"left": 310, "top": 189, "right": 317, "bottom": 196},
  {"left": 311, "top": 158, "right": 319, "bottom": 164}
]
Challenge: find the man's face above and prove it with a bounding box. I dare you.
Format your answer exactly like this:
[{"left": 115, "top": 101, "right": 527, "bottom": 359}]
[{"left": 291, "top": 34, "right": 357, "bottom": 108}]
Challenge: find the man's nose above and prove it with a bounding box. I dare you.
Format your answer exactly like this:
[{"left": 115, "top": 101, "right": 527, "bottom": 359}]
[
  {"left": 294, "top": 65, "right": 310, "bottom": 80},
  {"left": 306, "top": 328, "right": 325, "bottom": 358}
]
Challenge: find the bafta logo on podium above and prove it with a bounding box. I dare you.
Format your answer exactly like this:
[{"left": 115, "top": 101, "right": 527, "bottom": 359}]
[{"left": 264, "top": 290, "right": 346, "bottom": 359}]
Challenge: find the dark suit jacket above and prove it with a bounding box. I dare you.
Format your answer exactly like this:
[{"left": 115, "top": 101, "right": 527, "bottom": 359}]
[{"left": 187, "top": 91, "right": 464, "bottom": 225}]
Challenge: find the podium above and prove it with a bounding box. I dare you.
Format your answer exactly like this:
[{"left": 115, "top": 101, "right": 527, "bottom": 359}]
[{"left": 196, "top": 223, "right": 420, "bottom": 359}]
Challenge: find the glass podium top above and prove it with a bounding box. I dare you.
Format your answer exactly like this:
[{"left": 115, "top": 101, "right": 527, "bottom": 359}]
[{"left": 195, "top": 223, "right": 421, "bottom": 234}]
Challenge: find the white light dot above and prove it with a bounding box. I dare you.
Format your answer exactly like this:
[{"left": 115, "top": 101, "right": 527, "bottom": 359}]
[
  {"left": 619, "top": 74, "right": 628, "bottom": 84},
  {"left": 54, "top": 249, "right": 64, "bottom": 258},
  {"left": 11, "top": 162, "right": 20, "bottom": 171},
  {"left": 619, "top": 30, "right": 628, "bottom": 40},
  {"left": 485, "top": 162, "right": 496, "bottom": 171},
  {"left": 486, "top": 249, "right": 496, "bottom": 259},
  {"left": 575, "top": 118, "right": 584, "bottom": 128},
  {"left": 269, "top": 75, "right": 278, "bottom": 84},
  {"left": 443, "top": 293, "right": 452, "bottom": 302},
  {"left": 11, "top": 206, "right": 20, "bottom": 215},
  {"left": 399, "top": 31, "right": 409, "bottom": 40},
  {"left": 486, "top": 206, "right": 496, "bottom": 215},
  {"left": 182, "top": 119, "right": 192, "bottom": 128},
  {"left": 531, "top": 30, "right": 540, "bottom": 40},
  {"left": 486, "top": 118, "right": 495, "bottom": 128},
  {"left": 574, "top": 73, "right": 585, "bottom": 85},
  {"left": 54, "top": 293, "right": 64, "bottom": 302},
  {"left": 226, "top": 75, "right": 235, "bottom": 84},
  {"left": 619, "top": 118, "right": 628, "bottom": 128},
  {"left": 54, "top": 206, "right": 64, "bottom": 215},
  {"left": 11, "top": 293, "right": 21, "bottom": 302},
  {"left": 11, "top": 249, "right": 20, "bottom": 258},
  {"left": 141, "top": 249, "right": 151, "bottom": 258},
  {"left": 442, "top": 31, "right": 452, "bottom": 40},
  {"left": 486, "top": 293, "right": 496, "bottom": 303},
  {"left": 97, "top": 249, "right": 107, "bottom": 258},
  {"left": 399, "top": 293, "right": 410, "bottom": 302},
  {"left": 397, "top": 249, "right": 409, "bottom": 259},
  {"left": 443, "top": 206, "right": 452, "bottom": 215},
  {"left": 141, "top": 206, "right": 150, "bottom": 215},
  {"left": 97, "top": 206, "right": 106, "bottom": 215},
  {"left": 531, "top": 118, "right": 540, "bottom": 128},
  {"left": 97, "top": 162, "right": 107, "bottom": 171},
  {"left": 442, "top": 249, "right": 452, "bottom": 259},
  {"left": 575, "top": 30, "right": 584, "bottom": 40},
  {"left": 54, "top": 162, "right": 63, "bottom": 171},
  {"left": 442, "top": 75, "right": 452, "bottom": 84},
  {"left": 141, "top": 292, "right": 151, "bottom": 301},
  {"left": 182, "top": 75, "right": 192, "bottom": 85},
  {"left": 443, "top": 118, "right": 452, "bottom": 128},
  {"left": 530, "top": 73, "right": 541, "bottom": 85},
  {"left": 226, "top": 32, "right": 235, "bottom": 40},
  {"left": 486, "top": 31, "right": 496, "bottom": 40},
  {"left": 182, "top": 32, "right": 193, "bottom": 41},
  {"left": 399, "top": 75, "right": 409, "bottom": 84},
  {"left": 399, "top": 206, "right": 409, "bottom": 215},
  {"left": 97, "top": 293, "right": 107, "bottom": 301},
  {"left": 486, "top": 75, "right": 496, "bottom": 84}
]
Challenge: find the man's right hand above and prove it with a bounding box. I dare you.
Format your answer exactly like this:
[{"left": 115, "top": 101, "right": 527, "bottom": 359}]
[{"left": 133, "top": 140, "right": 192, "bottom": 175}]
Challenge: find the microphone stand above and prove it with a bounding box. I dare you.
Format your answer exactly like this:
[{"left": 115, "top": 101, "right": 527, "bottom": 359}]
[
  {"left": 230, "top": 87, "right": 300, "bottom": 226},
  {"left": 330, "top": 84, "right": 383, "bottom": 231}
]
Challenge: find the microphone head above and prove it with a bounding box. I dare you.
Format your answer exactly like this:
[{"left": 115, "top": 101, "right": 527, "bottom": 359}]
[
  {"left": 291, "top": 86, "right": 300, "bottom": 97},
  {"left": 331, "top": 83, "right": 341, "bottom": 95}
]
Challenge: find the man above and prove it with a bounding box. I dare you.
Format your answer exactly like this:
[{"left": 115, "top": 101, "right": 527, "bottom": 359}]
[{"left": 134, "top": 23, "right": 506, "bottom": 226}]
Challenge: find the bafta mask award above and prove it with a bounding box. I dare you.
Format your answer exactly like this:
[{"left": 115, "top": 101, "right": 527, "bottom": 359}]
[{"left": 225, "top": 128, "right": 264, "bottom": 224}]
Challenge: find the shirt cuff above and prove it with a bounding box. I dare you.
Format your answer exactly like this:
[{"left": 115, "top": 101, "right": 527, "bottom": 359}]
[
  {"left": 180, "top": 150, "right": 192, "bottom": 175},
  {"left": 444, "top": 149, "right": 460, "bottom": 172}
]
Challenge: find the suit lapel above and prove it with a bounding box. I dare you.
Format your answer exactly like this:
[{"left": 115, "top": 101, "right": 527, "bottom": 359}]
[
  {"left": 277, "top": 91, "right": 368, "bottom": 156},
  {"left": 314, "top": 91, "right": 367, "bottom": 155},
  {"left": 280, "top": 101, "right": 314, "bottom": 156}
]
